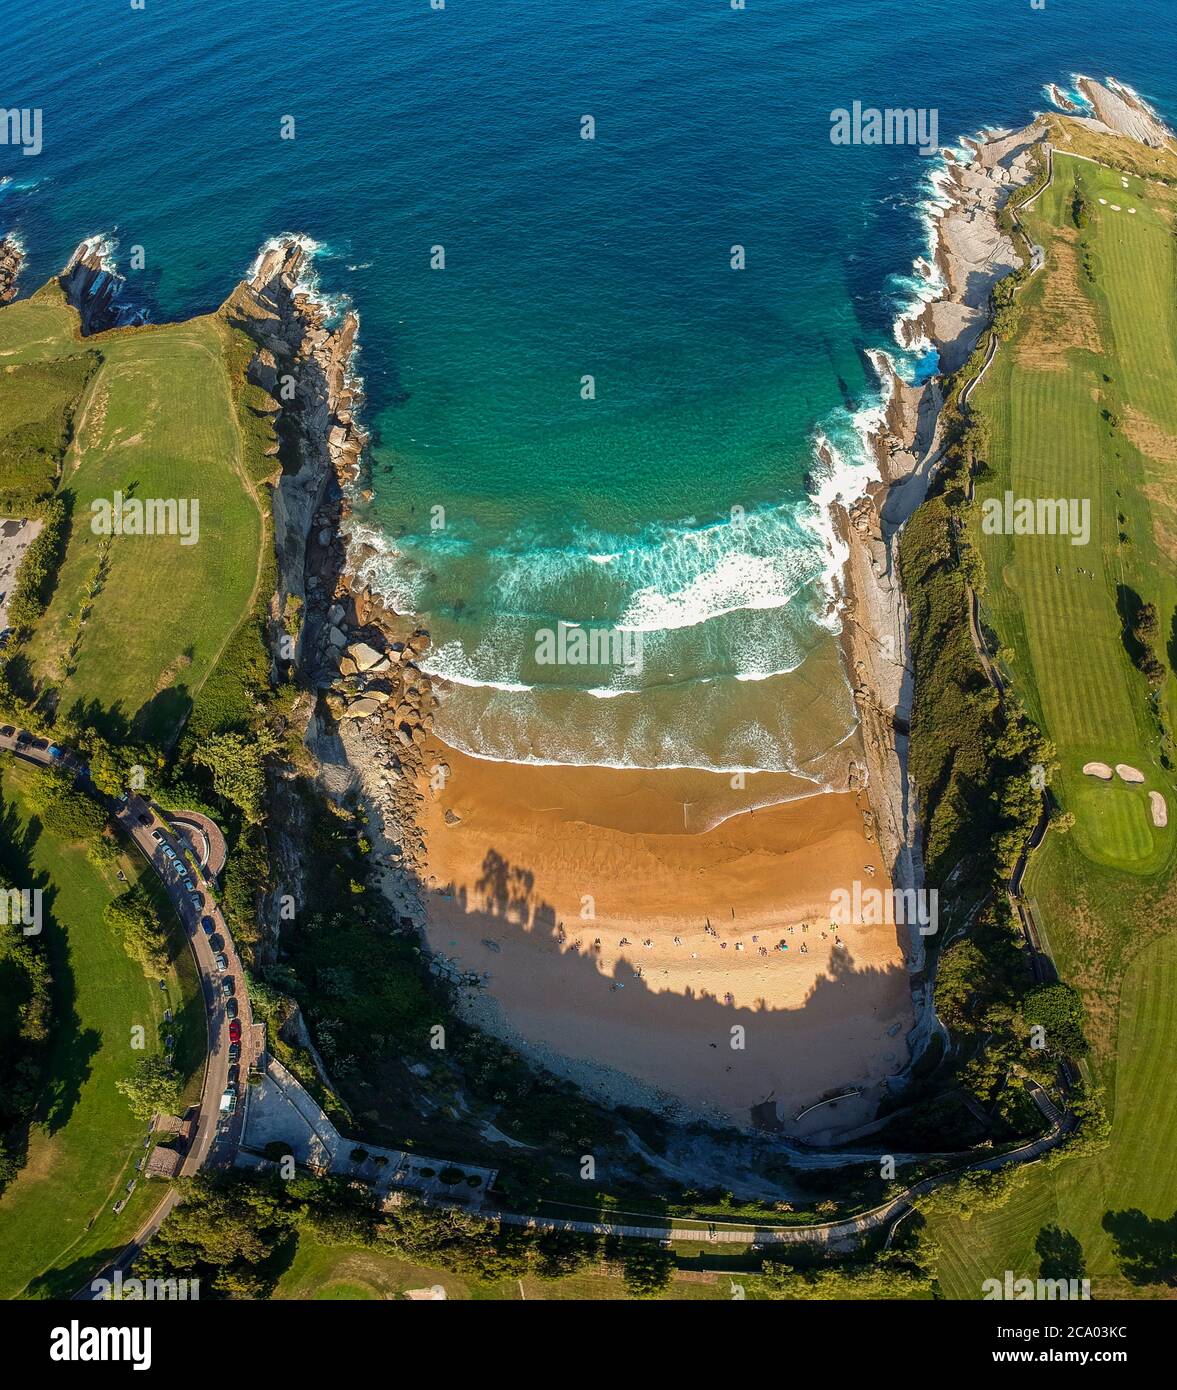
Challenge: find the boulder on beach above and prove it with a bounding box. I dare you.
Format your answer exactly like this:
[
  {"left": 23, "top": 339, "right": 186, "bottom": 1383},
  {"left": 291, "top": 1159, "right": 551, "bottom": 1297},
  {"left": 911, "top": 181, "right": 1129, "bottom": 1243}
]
[
  {"left": 342, "top": 697, "right": 381, "bottom": 720},
  {"left": 1082, "top": 762, "right": 1114, "bottom": 780},
  {"left": 346, "top": 640, "right": 384, "bottom": 672},
  {"left": 1150, "top": 792, "right": 1168, "bottom": 828},
  {"left": 1115, "top": 764, "right": 1145, "bottom": 784}
]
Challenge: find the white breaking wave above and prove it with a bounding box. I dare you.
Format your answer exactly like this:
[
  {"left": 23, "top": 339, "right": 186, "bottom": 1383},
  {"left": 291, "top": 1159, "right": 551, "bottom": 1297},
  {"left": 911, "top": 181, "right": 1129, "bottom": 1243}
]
[
  {"left": 619, "top": 549, "right": 810, "bottom": 632},
  {"left": 246, "top": 231, "right": 352, "bottom": 324}
]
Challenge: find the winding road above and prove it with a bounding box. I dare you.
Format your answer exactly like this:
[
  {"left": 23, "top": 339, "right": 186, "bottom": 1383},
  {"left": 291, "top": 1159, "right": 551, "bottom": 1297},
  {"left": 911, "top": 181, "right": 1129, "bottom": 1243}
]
[{"left": 0, "top": 725, "right": 257, "bottom": 1294}]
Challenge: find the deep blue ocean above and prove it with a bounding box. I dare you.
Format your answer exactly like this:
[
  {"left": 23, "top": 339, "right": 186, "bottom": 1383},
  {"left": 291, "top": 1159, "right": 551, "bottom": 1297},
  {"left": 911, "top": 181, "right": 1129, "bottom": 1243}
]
[{"left": 4, "top": 0, "right": 1176, "bottom": 775}]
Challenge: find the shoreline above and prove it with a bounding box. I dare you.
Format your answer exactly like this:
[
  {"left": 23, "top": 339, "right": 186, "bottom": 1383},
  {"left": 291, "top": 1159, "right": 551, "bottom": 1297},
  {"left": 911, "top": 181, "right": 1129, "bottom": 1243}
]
[{"left": 252, "top": 75, "right": 1164, "bottom": 1134}]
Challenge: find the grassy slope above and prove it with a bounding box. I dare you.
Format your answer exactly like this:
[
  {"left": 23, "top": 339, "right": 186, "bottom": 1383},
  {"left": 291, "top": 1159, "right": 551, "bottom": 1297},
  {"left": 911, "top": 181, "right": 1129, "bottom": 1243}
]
[
  {"left": 20, "top": 311, "right": 265, "bottom": 745},
  {"left": 0, "top": 287, "right": 78, "bottom": 365},
  {"left": 0, "top": 759, "right": 204, "bottom": 1299},
  {"left": 933, "top": 933, "right": 1177, "bottom": 1298},
  {"left": 928, "top": 145, "right": 1177, "bottom": 1296}
]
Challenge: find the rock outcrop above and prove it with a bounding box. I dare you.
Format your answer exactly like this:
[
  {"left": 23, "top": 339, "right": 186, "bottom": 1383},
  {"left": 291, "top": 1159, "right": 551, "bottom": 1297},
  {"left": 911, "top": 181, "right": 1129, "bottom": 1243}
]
[
  {"left": 59, "top": 237, "right": 129, "bottom": 334},
  {"left": 224, "top": 241, "right": 366, "bottom": 652},
  {"left": 1076, "top": 75, "right": 1173, "bottom": 150},
  {"left": 0, "top": 238, "right": 23, "bottom": 303}
]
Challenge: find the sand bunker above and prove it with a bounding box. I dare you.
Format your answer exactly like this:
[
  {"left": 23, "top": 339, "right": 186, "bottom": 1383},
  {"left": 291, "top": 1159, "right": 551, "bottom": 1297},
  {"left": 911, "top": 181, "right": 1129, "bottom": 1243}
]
[
  {"left": 1150, "top": 792, "right": 1168, "bottom": 828},
  {"left": 1116, "top": 764, "right": 1146, "bottom": 783},
  {"left": 1083, "top": 762, "right": 1114, "bottom": 779}
]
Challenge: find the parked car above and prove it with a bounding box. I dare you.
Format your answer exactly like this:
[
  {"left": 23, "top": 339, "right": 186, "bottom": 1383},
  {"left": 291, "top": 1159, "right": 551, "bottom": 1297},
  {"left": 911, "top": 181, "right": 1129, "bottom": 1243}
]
[
  {"left": 47, "top": 745, "right": 64, "bottom": 761},
  {"left": 228, "top": 1018, "right": 242, "bottom": 1042},
  {"left": 162, "top": 846, "right": 176, "bottom": 860},
  {"left": 16, "top": 731, "right": 33, "bottom": 744},
  {"left": 0, "top": 725, "right": 14, "bottom": 737},
  {"left": 189, "top": 892, "right": 203, "bottom": 909},
  {"left": 228, "top": 1042, "right": 241, "bottom": 1062},
  {"left": 201, "top": 916, "right": 216, "bottom": 937},
  {"left": 209, "top": 934, "right": 224, "bottom": 953},
  {"left": 221, "top": 977, "right": 234, "bottom": 998},
  {"left": 227, "top": 1064, "right": 240, "bottom": 1087},
  {"left": 226, "top": 999, "right": 239, "bottom": 1021},
  {"left": 30, "top": 738, "right": 48, "bottom": 751},
  {"left": 219, "top": 1088, "right": 237, "bottom": 1116},
  {"left": 137, "top": 811, "right": 152, "bottom": 826},
  {"left": 150, "top": 828, "right": 165, "bottom": 842},
  {"left": 214, "top": 953, "right": 228, "bottom": 972}
]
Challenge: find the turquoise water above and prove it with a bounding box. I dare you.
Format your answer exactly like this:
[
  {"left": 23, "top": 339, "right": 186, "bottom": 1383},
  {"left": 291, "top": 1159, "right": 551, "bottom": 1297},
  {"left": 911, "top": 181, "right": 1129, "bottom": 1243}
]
[{"left": 4, "top": 0, "right": 1176, "bottom": 774}]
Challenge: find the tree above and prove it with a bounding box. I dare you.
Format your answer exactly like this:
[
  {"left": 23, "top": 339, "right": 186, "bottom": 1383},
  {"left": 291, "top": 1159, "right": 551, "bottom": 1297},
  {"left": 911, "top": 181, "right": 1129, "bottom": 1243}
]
[
  {"left": 21, "top": 766, "right": 106, "bottom": 841},
  {"left": 105, "top": 883, "right": 170, "bottom": 973},
  {"left": 618, "top": 1242, "right": 675, "bottom": 1298},
  {"left": 117, "top": 1055, "right": 181, "bottom": 1120},
  {"left": 84, "top": 735, "right": 159, "bottom": 799},
  {"left": 191, "top": 730, "right": 279, "bottom": 823},
  {"left": 1022, "top": 982, "right": 1090, "bottom": 1058}
]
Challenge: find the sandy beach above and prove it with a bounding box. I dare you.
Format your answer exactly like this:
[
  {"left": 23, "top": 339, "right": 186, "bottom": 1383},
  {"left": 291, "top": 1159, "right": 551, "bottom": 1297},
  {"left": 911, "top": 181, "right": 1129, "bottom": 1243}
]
[{"left": 410, "top": 744, "right": 913, "bottom": 1133}]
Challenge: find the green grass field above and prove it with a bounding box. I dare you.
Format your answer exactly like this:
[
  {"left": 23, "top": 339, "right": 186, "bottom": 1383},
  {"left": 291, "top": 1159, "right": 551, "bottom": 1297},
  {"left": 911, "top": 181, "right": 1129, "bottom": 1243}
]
[
  {"left": 14, "top": 311, "right": 267, "bottom": 745},
  {"left": 933, "top": 138, "right": 1177, "bottom": 1297},
  {"left": 931, "top": 933, "right": 1177, "bottom": 1298},
  {"left": 273, "top": 1229, "right": 919, "bottom": 1301},
  {"left": 973, "top": 153, "right": 1177, "bottom": 874},
  {"left": 273, "top": 1233, "right": 741, "bottom": 1301},
  {"left": 0, "top": 287, "right": 79, "bottom": 365},
  {"left": 0, "top": 759, "right": 204, "bottom": 1299}
]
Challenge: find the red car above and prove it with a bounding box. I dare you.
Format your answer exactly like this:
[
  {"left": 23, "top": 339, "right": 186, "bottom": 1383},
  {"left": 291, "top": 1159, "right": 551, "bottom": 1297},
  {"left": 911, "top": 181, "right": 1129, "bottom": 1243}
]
[{"left": 228, "top": 1019, "right": 242, "bottom": 1043}]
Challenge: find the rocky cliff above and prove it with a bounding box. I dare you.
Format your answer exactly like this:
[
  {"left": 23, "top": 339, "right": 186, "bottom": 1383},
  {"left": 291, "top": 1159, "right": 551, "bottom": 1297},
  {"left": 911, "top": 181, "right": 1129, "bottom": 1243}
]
[
  {"left": 223, "top": 239, "right": 437, "bottom": 940},
  {"left": 59, "top": 237, "right": 129, "bottom": 334}
]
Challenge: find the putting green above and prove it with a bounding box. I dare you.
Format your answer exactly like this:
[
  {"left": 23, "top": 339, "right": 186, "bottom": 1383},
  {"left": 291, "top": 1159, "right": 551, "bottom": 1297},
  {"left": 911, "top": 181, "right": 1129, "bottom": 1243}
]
[{"left": 1070, "top": 782, "right": 1157, "bottom": 867}]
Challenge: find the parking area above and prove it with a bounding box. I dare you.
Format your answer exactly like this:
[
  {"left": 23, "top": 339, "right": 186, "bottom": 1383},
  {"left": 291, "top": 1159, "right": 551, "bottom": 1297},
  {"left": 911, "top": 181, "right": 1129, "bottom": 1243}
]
[{"left": 115, "top": 794, "right": 261, "bottom": 1165}]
